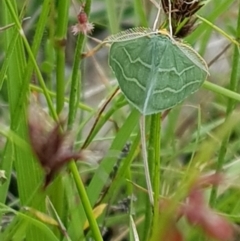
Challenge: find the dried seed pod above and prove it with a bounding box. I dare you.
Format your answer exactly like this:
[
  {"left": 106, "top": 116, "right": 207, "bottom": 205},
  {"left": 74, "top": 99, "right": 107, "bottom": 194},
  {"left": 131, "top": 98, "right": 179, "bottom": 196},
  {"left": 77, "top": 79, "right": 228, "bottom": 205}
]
[
  {"left": 161, "top": 0, "right": 205, "bottom": 37},
  {"left": 28, "top": 104, "right": 82, "bottom": 187}
]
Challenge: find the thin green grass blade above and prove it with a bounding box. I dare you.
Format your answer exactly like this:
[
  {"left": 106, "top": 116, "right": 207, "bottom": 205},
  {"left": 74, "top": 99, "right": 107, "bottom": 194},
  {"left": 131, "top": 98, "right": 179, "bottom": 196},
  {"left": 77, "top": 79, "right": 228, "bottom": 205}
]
[
  {"left": 0, "top": 204, "right": 59, "bottom": 241},
  {"left": 0, "top": 30, "right": 19, "bottom": 90},
  {"left": 87, "top": 109, "right": 140, "bottom": 205},
  {"left": 0, "top": 0, "right": 51, "bottom": 203},
  {"left": 186, "top": 0, "right": 236, "bottom": 53},
  {"left": 0, "top": 1, "right": 30, "bottom": 203},
  {"left": 63, "top": 176, "right": 85, "bottom": 241},
  {"left": 105, "top": 0, "right": 119, "bottom": 34},
  {"left": 101, "top": 132, "right": 141, "bottom": 203},
  {"left": 133, "top": 0, "right": 148, "bottom": 26},
  {"left": 210, "top": 2, "right": 240, "bottom": 206},
  {"left": 0, "top": 0, "right": 53, "bottom": 240}
]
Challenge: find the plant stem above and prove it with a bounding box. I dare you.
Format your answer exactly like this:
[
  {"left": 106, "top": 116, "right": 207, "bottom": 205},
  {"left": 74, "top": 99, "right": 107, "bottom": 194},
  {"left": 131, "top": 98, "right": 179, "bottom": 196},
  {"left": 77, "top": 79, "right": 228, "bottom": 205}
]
[
  {"left": 66, "top": 0, "right": 103, "bottom": 240},
  {"left": 202, "top": 81, "right": 240, "bottom": 102},
  {"left": 148, "top": 113, "right": 161, "bottom": 241},
  {"left": 68, "top": 161, "right": 103, "bottom": 241},
  {"left": 55, "top": 0, "right": 70, "bottom": 114}
]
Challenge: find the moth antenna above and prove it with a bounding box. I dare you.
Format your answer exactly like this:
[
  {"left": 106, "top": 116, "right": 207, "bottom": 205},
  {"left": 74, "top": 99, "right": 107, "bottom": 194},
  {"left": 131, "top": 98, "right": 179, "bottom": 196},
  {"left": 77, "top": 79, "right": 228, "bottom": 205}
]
[
  {"left": 168, "top": 0, "right": 173, "bottom": 37},
  {"left": 140, "top": 116, "right": 154, "bottom": 205},
  {"left": 153, "top": 0, "right": 161, "bottom": 31},
  {"left": 185, "top": 0, "right": 199, "bottom": 4}
]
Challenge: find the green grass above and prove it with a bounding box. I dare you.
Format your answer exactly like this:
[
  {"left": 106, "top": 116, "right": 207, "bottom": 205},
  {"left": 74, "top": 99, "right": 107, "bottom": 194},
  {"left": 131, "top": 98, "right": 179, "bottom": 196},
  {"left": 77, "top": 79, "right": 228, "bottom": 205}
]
[{"left": 0, "top": 0, "right": 240, "bottom": 240}]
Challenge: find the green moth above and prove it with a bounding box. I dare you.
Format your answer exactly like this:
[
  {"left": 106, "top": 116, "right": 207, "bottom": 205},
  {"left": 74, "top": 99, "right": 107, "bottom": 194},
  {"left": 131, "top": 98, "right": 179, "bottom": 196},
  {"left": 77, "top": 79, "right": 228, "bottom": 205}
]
[{"left": 108, "top": 28, "right": 209, "bottom": 115}]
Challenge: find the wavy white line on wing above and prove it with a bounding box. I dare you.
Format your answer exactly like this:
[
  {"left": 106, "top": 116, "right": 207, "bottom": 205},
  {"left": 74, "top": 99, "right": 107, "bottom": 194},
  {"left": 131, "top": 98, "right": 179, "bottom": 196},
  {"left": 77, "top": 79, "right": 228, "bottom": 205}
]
[
  {"left": 122, "top": 48, "right": 152, "bottom": 69},
  {"left": 157, "top": 66, "right": 196, "bottom": 76},
  {"left": 111, "top": 57, "right": 146, "bottom": 91},
  {"left": 153, "top": 79, "right": 201, "bottom": 94}
]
